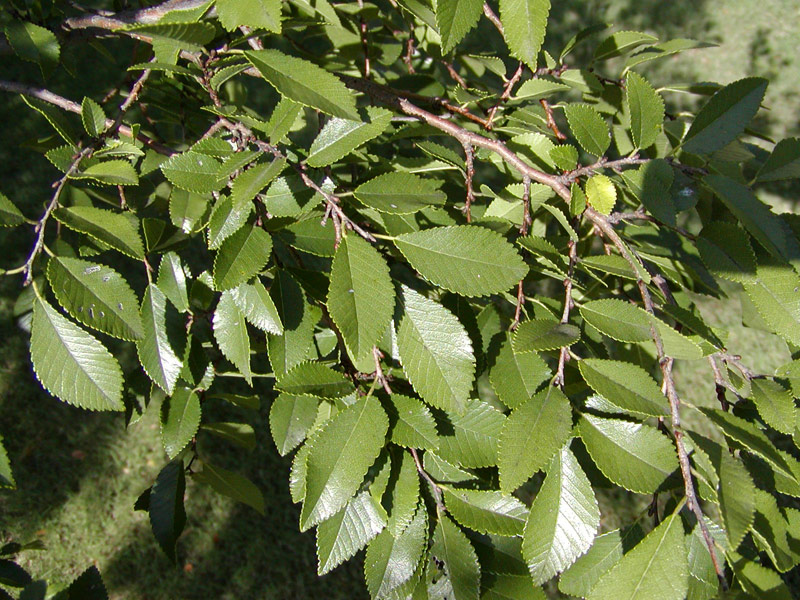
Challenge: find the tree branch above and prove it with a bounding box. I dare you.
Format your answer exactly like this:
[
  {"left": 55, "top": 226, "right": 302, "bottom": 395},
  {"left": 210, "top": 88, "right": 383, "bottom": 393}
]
[{"left": 0, "top": 80, "right": 172, "bottom": 155}]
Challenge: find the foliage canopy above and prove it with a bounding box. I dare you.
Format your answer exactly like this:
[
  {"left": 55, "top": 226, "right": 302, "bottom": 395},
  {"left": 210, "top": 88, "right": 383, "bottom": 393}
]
[{"left": 2, "top": 0, "right": 800, "bottom": 598}]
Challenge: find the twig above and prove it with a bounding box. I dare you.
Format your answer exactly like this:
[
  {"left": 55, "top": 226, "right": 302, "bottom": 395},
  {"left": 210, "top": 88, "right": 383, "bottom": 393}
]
[
  {"left": 461, "top": 141, "right": 475, "bottom": 222},
  {"left": 404, "top": 36, "right": 416, "bottom": 74},
  {"left": 607, "top": 209, "right": 697, "bottom": 240},
  {"left": 512, "top": 280, "right": 525, "bottom": 330},
  {"left": 0, "top": 80, "right": 172, "bottom": 155},
  {"left": 554, "top": 237, "right": 578, "bottom": 387},
  {"left": 540, "top": 99, "right": 567, "bottom": 141},
  {"left": 372, "top": 347, "right": 392, "bottom": 395},
  {"left": 21, "top": 149, "right": 90, "bottom": 284},
  {"left": 591, "top": 209, "right": 726, "bottom": 587},
  {"left": 482, "top": 3, "right": 504, "bottom": 36},
  {"left": 486, "top": 61, "right": 524, "bottom": 129},
  {"left": 441, "top": 60, "right": 468, "bottom": 89},
  {"left": 359, "top": 16, "right": 371, "bottom": 78},
  {"left": 520, "top": 175, "right": 532, "bottom": 235},
  {"left": 409, "top": 447, "right": 444, "bottom": 511},
  {"left": 708, "top": 356, "right": 734, "bottom": 410},
  {"left": 63, "top": 0, "right": 209, "bottom": 30},
  {"left": 560, "top": 155, "right": 648, "bottom": 184}
]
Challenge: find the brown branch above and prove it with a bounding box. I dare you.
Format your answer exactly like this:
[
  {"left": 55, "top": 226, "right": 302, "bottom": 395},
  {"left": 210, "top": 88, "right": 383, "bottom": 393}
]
[
  {"left": 360, "top": 17, "right": 371, "bottom": 78},
  {"left": 588, "top": 209, "right": 726, "bottom": 589},
  {"left": 372, "top": 347, "right": 392, "bottom": 395},
  {"left": 560, "top": 155, "right": 648, "bottom": 184},
  {"left": 461, "top": 141, "right": 475, "bottom": 222},
  {"left": 554, "top": 237, "right": 578, "bottom": 387},
  {"left": 540, "top": 98, "right": 567, "bottom": 141},
  {"left": 62, "top": 0, "right": 210, "bottom": 30},
  {"left": 608, "top": 209, "right": 697, "bottom": 240},
  {"left": 512, "top": 280, "right": 525, "bottom": 330},
  {"left": 409, "top": 447, "right": 444, "bottom": 511},
  {"left": 486, "top": 61, "right": 523, "bottom": 129},
  {"left": 441, "top": 61, "right": 467, "bottom": 89},
  {"left": 0, "top": 80, "right": 172, "bottom": 155},
  {"left": 520, "top": 175, "right": 532, "bottom": 235},
  {"left": 482, "top": 3, "right": 504, "bottom": 36},
  {"left": 404, "top": 36, "right": 416, "bottom": 74}
]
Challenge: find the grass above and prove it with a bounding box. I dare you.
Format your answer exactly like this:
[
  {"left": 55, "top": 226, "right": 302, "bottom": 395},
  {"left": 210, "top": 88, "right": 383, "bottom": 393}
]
[{"left": 1, "top": 1, "right": 799, "bottom": 598}]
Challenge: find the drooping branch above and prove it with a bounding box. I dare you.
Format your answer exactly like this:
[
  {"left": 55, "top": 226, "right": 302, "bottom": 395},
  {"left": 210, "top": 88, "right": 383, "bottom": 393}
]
[
  {"left": 540, "top": 98, "right": 567, "bottom": 141},
  {"left": 461, "top": 141, "right": 476, "bottom": 222},
  {"left": 482, "top": 3, "right": 504, "bottom": 36},
  {"left": 560, "top": 155, "right": 648, "bottom": 184},
  {"left": 62, "top": 0, "right": 211, "bottom": 31}
]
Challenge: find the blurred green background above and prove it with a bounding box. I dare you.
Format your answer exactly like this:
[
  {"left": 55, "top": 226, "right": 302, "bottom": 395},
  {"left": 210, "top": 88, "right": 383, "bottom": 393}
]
[{"left": 1, "top": 1, "right": 798, "bottom": 598}]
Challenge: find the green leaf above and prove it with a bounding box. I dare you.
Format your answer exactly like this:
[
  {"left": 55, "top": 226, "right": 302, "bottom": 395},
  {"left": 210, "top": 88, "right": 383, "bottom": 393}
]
[
  {"left": 691, "top": 435, "right": 755, "bottom": 550},
  {"left": 498, "top": 386, "right": 572, "bottom": 493},
  {"left": 705, "top": 175, "right": 799, "bottom": 271},
  {"left": 229, "top": 280, "right": 283, "bottom": 335},
  {"left": 436, "top": 0, "right": 483, "bottom": 54},
  {"left": 685, "top": 524, "right": 720, "bottom": 600},
  {"left": 750, "top": 489, "right": 799, "bottom": 573},
  {"left": 432, "top": 514, "right": 480, "bottom": 600},
  {"left": 21, "top": 96, "right": 77, "bottom": 145},
  {"left": 262, "top": 175, "right": 320, "bottom": 217},
  {"left": 585, "top": 174, "right": 617, "bottom": 215},
  {"left": 579, "top": 359, "right": 670, "bottom": 417},
  {"left": 269, "top": 393, "right": 319, "bottom": 455},
  {"left": 387, "top": 394, "right": 440, "bottom": 451},
  {"left": 194, "top": 461, "right": 265, "bottom": 515},
  {"left": 515, "top": 78, "right": 570, "bottom": 100},
  {"left": 160, "top": 151, "right": 224, "bottom": 193},
  {"left": 4, "top": 21, "right": 60, "bottom": 77},
  {"left": 276, "top": 362, "right": 354, "bottom": 399},
  {"left": 149, "top": 460, "right": 186, "bottom": 562},
  {"left": 299, "top": 396, "right": 388, "bottom": 530},
  {"left": 280, "top": 217, "right": 336, "bottom": 256},
  {"left": 170, "top": 189, "right": 209, "bottom": 234},
  {"left": 160, "top": 386, "right": 201, "bottom": 459},
  {"left": 230, "top": 158, "right": 286, "bottom": 208},
  {"left": 587, "top": 514, "right": 688, "bottom": 600},
  {"left": 512, "top": 318, "right": 580, "bottom": 352},
  {"left": 396, "top": 286, "right": 475, "bottom": 414},
  {"left": 697, "top": 222, "right": 757, "bottom": 283},
  {"left": 395, "top": 226, "right": 527, "bottom": 297},
  {"left": 385, "top": 452, "right": 420, "bottom": 535},
  {"left": 267, "top": 97, "right": 302, "bottom": 144},
  {"left": 699, "top": 408, "right": 796, "bottom": 479},
  {"left": 215, "top": 0, "right": 281, "bottom": 33},
  {"left": 307, "top": 107, "right": 392, "bottom": 167},
  {"left": 354, "top": 172, "right": 446, "bottom": 214},
  {"left": 47, "top": 256, "right": 144, "bottom": 341},
  {"left": 72, "top": 160, "right": 139, "bottom": 186},
  {"left": 558, "top": 527, "right": 644, "bottom": 598},
  {"left": 499, "top": 0, "right": 551, "bottom": 69},
  {"left": 522, "top": 446, "right": 600, "bottom": 585},
  {"left": 137, "top": 284, "right": 183, "bottom": 395},
  {"left": 213, "top": 291, "right": 252, "bottom": 385},
  {"left": 564, "top": 104, "right": 610, "bottom": 156},
  {"left": 268, "top": 271, "right": 319, "bottom": 375},
  {"left": 489, "top": 335, "right": 551, "bottom": 409},
  {"left": 157, "top": 253, "right": 190, "bottom": 312},
  {"left": 213, "top": 224, "right": 272, "bottom": 291},
  {"left": 31, "top": 296, "right": 123, "bottom": 411},
  {"left": 750, "top": 379, "right": 796, "bottom": 435},
  {"left": 626, "top": 72, "right": 664, "bottom": 149},
  {"left": 201, "top": 422, "right": 256, "bottom": 451},
  {"left": 327, "top": 235, "right": 395, "bottom": 362},
  {"left": 365, "top": 504, "right": 427, "bottom": 598},
  {"left": 744, "top": 261, "right": 800, "bottom": 347},
  {"left": 444, "top": 488, "right": 529, "bottom": 536},
  {"left": 594, "top": 31, "right": 658, "bottom": 61},
  {"left": 682, "top": 77, "right": 768, "bottom": 155},
  {"left": 579, "top": 414, "right": 678, "bottom": 494},
  {"left": 245, "top": 49, "right": 359, "bottom": 120},
  {"left": 550, "top": 144, "right": 579, "bottom": 171},
  {"left": 54, "top": 205, "right": 144, "bottom": 259},
  {"left": 756, "top": 138, "right": 800, "bottom": 182},
  {"left": 63, "top": 565, "right": 108, "bottom": 600},
  {"left": 0, "top": 192, "right": 25, "bottom": 227},
  {"left": 81, "top": 97, "right": 106, "bottom": 137},
  {"left": 0, "top": 436, "right": 15, "bottom": 489},
  {"left": 579, "top": 298, "right": 651, "bottom": 342},
  {"left": 125, "top": 22, "right": 215, "bottom": 51},
  {"left": 438, "top": 399, "right": 506, "bottom": 468},
  {"left": 316, "top": 490, "right": 386, "bottom": 575},
  {"left": 619, "top": 159, "right": 676, "bottom": 226}
]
